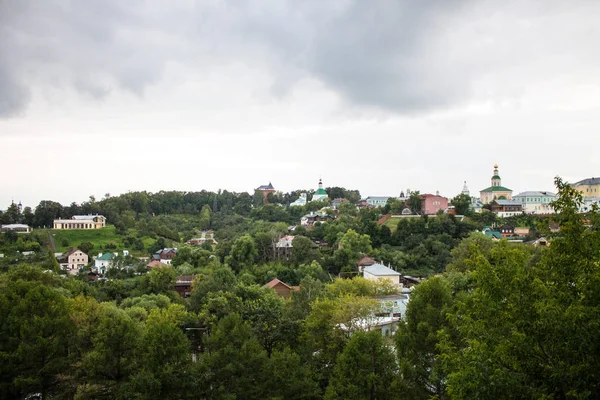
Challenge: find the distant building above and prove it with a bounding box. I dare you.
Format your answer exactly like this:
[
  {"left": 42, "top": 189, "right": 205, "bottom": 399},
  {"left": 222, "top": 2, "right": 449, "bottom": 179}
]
[
  {"left": 571, "top": 177, "right": 600, "bottom": 198},
  {"left": 151, "top": 248, "right": 177, "bottom": 265},
  {"left": 331, "top": 198, "right": 347, "bottom": 208},
  {"left": 275, "top": 235, "right": 295, "bottom": 259},
  {"left": 498, "top": 224, "right": 515, "bottom": 237},
  {"left": 490, "top": 200, "right": 523, "bottom": 218},
  {"left": 513, "top": 191, "right": 556, "bottom": 214},
  {"left": 579, "top": 197, "right": 600, "bottom": 214},
  {"left": 312, "top": 179, "right": 329, "bottom": 202},
  {"left": 514, "top": 227, "right": 530, "bottom": 237},
  {"left": 263, "top": 278, "right": 299, "bottom": 299},
  {"left": 256, "top": 182, "right": 276, "bottom": 204},
  {"left": 365, "top": 196, "right": 391, "bottom": 207},
  {"left": 421, "top": 192, "right": 449, "bottom": 215},
  {"left": 0, "top": 224, "right": 31, "bottom": 233},
  {"left": 290, "top": 193, "right": 308, "bottom": 207},
  {"left": 300, "top": 211, "right": 332, "bottom": 227},
  {"left": 57, "top": 248, "right": 89, "bottom": 275},
  {"left": 175, "top": 275, "right": 195, "bottom": 298},
  {"left": 363, "top": 264, "right": 401, "bottom": 286},
  {"left": 357, "top": 255, "right": 376, "bottom": 271},
  {"left": 94, "top": 252, "right": 115, "bottom": 273},
  {"left": 53, "top": 215, "right": 106, "bottom": 230},
  {"left": 480, "top": 164, "right": 513, "bottom": 204},
  {"left": 186, "top": 230, "right": 218, "bottom": 246}
]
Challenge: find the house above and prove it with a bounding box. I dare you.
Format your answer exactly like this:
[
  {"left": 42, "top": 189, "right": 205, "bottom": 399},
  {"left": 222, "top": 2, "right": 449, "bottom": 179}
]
[
  {"left": 263, "top": 278, "right": 299, "bottom": 299},
  {"left": 421, "top": 192, "right": 449, "bottom": 215},
  {"left": 300, "top": 211, "right": 332, "bottom": 227},
  {"left": 290, "top": 193, "right": 308, "bottom": 207},
  {"left": 175, "top": 275, "right": 195, "bottom": 298},
  {"left": 571, "top": 177, "right": 600, "bottom": 198},
  {"left": 186, "top": 230, "right": 218, "bottom": 246},
  {"left": 94, "top": 252, "right": 115, "bottom": 273},
  {"left": 363, "top": 264, "right": 401, "bottom": 286},
  {"left": 482, "top": 227, "right": 502, "bottom": 240},
  {"left": 490, "top": 200, "right": 523, "bottom": 218},
  {"left": 146, "top": 260, "right": 163, "bottom": 268},
  {"left": 0, "top": 224, "right": 31, "bottom": 233},
  {"left": 275, "top": 235, "right": 294, "bottom": 260},
  {"left": 498, "top": 224, "right": 514, "bottom": 237},
  {"left": 526, "top": 237, "right": 550, "bottom": 247},
  {"left": 311, "top": 179, "right": 329, "bottom": 202},
  {"left": 256, "top": 182, "right": 276, "bottom": 204},
  {"left": 356, "top": 199, "right": 371, "bottom": 208},
  {"left": 513, "top": 191, "right": 556, "bottom": 214},
  {"left": 400, "top": 275, "right": 423, "bottom": 287},
  {"left": 57, "top": 248, "right": 89, "bottom": 275},
  {"left": 331, "top": 198, "right": 347, "bottom": 208},
  {"left": 579, "top": 197, "right": 600, "bottom": 214},
  {"left": 365, "top": 196, "right": 391, "bottom": 207},
  {"left": 151, "top": 248, "right": 177, "bottom": 265},
  {"left": 480, "top": 164, "right": 513, "bottom": 204},
  {"left": 514, "top": 227, "right": 530, "bottom": 237},
  {"left": 87, "top": 269, "right": 99, "bottom": 281},
  {"left": 53, "top": 214, "right": 106, "bottom": 230}
]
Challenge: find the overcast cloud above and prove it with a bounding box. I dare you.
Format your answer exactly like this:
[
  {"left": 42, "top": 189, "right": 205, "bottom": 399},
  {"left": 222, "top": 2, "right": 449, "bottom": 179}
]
[{"left": 1, "top": 0, "right": 599, "bottom": 207}]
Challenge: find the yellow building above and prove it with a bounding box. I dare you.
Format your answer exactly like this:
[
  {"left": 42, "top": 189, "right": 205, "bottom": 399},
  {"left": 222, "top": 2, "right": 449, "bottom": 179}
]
[
  {"left": 571, "top": 177, "right": 600, "bottom": 198},
  {"left": 53, "top": 215, "right": 106, "bottom": 230},
  {"left": 479, "top": 164, "right": 513, "bottom": 204}
]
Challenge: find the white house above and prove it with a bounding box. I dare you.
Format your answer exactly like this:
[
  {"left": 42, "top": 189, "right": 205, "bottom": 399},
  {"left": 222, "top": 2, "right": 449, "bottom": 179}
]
[
  {"left": 363, "top": 263, "right": 401, "bottom": 286},
  {"left": 53, "top": 214, "right": 106, "bottom": 230},
  {"left": 0, "top": 224, "right": 31, "bottom": 233},
  {"left": 290, "top": 193, "right": 308, "bottom": 207},
  {"left": 513, "top": 191, "right": 556, "bottom": 214},
  {"left": 57, "top": 248, "right": 89, "bottom": 275}
]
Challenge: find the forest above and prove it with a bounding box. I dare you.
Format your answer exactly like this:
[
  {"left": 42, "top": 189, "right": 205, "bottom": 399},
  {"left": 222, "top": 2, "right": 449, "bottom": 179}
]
[{"left": 1, "top": 178, "right": 599, "bottom": 399}]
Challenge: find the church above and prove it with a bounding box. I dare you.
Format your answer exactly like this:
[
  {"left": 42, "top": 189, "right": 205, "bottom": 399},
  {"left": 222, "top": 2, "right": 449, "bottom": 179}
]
[{"left": 479, "top": 164, "right": 513, "bottom": 204}]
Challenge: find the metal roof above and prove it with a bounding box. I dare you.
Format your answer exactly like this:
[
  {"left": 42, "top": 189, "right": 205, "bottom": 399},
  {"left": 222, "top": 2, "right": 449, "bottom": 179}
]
[
  {"left": 364, "top": 263, "right": 401, "bottom": 276},
  {"left": 573, "top": 177, "right": 600, "bottom": 186},
  {"left": 514, "top": 191, "right": 556, "bottom": 197}
]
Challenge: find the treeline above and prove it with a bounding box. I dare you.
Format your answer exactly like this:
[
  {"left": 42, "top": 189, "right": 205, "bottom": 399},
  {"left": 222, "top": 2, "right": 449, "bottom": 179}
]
[{"left": 1, "top": 179, "right": 599, "bottom": 399}]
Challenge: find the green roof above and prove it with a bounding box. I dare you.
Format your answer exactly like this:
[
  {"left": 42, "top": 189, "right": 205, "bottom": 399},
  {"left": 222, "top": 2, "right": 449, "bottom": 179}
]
[
  {"left": 96, "top": 253, "right": 114, "bottom": 260},
  {"left": 315, "top": 188, "right": 327, "bottom": 195},
  {"left": 480, "top": 186, "right": 512, "bottom": 192},
  {"left": 492, "top": 175, "right": 501, "bottom": 180}
]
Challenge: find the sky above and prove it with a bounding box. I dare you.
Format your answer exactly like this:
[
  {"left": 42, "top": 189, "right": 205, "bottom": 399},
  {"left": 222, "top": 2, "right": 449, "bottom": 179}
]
[{"left": 1, "top": 0, "right": 600, "bottom": 209}]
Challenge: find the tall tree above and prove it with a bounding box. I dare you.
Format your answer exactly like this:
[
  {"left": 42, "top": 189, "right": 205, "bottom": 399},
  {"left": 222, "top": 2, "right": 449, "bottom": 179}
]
[{"left": 325, "top": 331, "right": 399, "bottom": 400}]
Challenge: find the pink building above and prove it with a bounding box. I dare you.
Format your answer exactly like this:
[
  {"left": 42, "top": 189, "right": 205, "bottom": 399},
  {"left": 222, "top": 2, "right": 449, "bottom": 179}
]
[{"left": 421, "top": 193, "right": 449, "bottom": 215}]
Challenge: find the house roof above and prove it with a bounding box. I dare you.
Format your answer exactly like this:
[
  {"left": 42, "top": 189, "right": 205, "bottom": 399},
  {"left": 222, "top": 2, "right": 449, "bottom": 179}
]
[
  {"left": 493, "top": 200, "right": 522, "bottom": 206},
  {"left": 480, "top": 186, "right": 512, "bottom": 192},
  {"left": 364, "top": 263, "right": 401, "bottom": 276},
  {"left": 263, "top": 278, "right": 295, "bottom": 290},
  {"left": 1, "top": 224, "right": 30, "bottom": 229},
  {"left": 72, "top": 214, "right": 105, "bottom": 220},
  {"left": 257, "top": 182, "right": 275, "bottom": 190},
  {"left": 484, "top": 230, "right": 502, "bottom": 239},
  {"left": 176, "top": 275, "right": 195, "bottom": 285},
  {"left": 514, "top": 191, "right": 556, "bottom": 197},
  {"left": 573, "top": 177, "right": 600, "bottom": 186},
  {"left": 146, "top": 260, "right": 163, "bottom": 268},
  {"left": 366, "top": 196, "right": 391, "bottom": 201},
  {"left": 96, "top": 253, "right": 114, "bottom": 261}
]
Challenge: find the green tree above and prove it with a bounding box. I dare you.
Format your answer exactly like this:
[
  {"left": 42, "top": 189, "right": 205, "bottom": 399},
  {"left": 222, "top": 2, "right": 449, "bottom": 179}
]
[
  {"left": 199, "top": 204, "right": 212, "bottom": 230},
  {"left": 225, "top": 234, "right": 258, "bottom": 273},
  {"left": 201, "top": 314, "right": 269, "bottom": 399},
  {"left": 395, "top": 276, "right": 454, "bottom": 399},
  {"left": 407, "top": 191, "right": 422, "bottom": 215},
  {"left": 451, "top": 193, "right": 471, "bottom": 216},
  {"left": 0, "top": 281, "right": 74, "bottom": 399},
  {"left": 145, "top": 266, "right": 177, "bottom": 294},
  {"left": 267, "top": 348, "right": 321, "bottom": 400},
  {"left": 292, "top": 235, "right": 318, "bottom": 265},
  {"left": 325, "top": 331, "right": 398, "bottom": 400}
]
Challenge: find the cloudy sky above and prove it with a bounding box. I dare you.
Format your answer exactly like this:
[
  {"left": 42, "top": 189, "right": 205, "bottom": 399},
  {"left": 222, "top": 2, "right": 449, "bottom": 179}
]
[{"left": 1, "top": 0, "right": 599, "bottom": 208}]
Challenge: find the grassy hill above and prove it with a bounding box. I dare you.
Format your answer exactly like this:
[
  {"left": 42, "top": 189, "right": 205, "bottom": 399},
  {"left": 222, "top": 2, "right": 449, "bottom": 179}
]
[{"left": 382, "top": 217, "right": 401, "bottom": 233}]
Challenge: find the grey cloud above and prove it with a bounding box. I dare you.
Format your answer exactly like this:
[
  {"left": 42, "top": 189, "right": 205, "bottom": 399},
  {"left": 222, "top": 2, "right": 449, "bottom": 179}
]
[{"left": 1, "top": 0, "right": 599, "bottom": 119}]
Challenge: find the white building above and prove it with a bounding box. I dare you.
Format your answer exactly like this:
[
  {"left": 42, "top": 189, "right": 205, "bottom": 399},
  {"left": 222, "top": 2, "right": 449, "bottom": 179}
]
[
  {"left": 290, "top": 193, "right": 308, "bottom": 207},
  {"left": 53, "top": 214, "right": 106, "bottom": 230},
  {"left": 0, "top": 224, "right": 31, "bottom": 233},
  {"left": 57, "top": 248, "right": 89, "bottom": 275},
  {"left": 513, "top": 191, "right": 556, "bottom": 214},
  {"left": 312, "top": 179, "right": 329, "bottom": 202},
  {"left": 363, "top": 263, "right": 401, "bottom": 286},
  {"left": 365, "top": 196, "right": 391, "bottom": 207}
]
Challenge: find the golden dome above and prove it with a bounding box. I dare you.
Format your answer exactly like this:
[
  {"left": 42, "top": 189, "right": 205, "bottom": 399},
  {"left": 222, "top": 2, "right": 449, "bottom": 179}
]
[{"left": 494, "top": 163, "right": 498, "bottom": 169}]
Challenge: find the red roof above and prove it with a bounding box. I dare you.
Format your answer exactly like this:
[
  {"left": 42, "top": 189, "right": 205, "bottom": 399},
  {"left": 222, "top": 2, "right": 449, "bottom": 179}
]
[
  {"left": 146, "top": 260, "right": 163, "bottom": 268},
  {"left": 263, "top": 278, "right": 299, "bottom": 291}
]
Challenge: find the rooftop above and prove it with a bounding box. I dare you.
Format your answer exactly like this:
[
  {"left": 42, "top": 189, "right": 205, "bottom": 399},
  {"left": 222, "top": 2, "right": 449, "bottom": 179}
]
[
  {"left": 480, "top": 185, "right": 512, "bottom": 192},
  {"left": 257, "top": 182, "right": 275, "bottom": 190},
  {"left": 364, "top": 263, "right": 401, "bottom": 276},
  {"left": 573, "top": 177, "right": 600, "bottom": 186},
  {"left": 493, "top": 200, "right": 522, "bottom": 206},
  {"left": 514, "top": 191, "right": 556, "bottom": 197}
]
